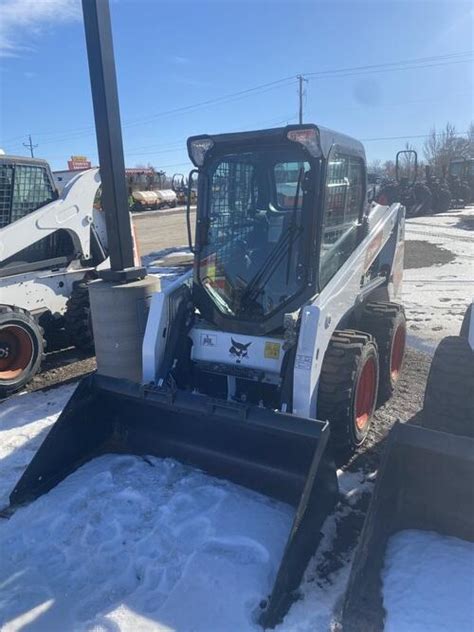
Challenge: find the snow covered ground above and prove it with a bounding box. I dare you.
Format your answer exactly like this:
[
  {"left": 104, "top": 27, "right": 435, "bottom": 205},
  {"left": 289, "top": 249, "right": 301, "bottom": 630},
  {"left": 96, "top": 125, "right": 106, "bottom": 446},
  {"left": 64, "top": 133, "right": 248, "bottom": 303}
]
[
  {"left": 0, "top": 386, "right": 371, "bottom": 632},
  {"left": 383, "top": 530, "right": 474, "bottom": 632},
  {"left": 403, "top": 205, "right": 474, "bottom": 353}
]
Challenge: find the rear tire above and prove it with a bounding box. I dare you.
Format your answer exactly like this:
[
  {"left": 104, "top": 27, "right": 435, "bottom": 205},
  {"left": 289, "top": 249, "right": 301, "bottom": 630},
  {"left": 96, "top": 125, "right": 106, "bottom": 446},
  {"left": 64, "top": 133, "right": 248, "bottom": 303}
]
[
  {"left": 421, "top": 336, "right": 474, "bottom": 437},
  {"left": 64, "top": 280, "right": 94, "bottom": 352},
  {"left": 318, "top": 330, "right": 379, "bottom": 453},
  {"left": 359, "top": 302, "right": 406, "bottom": 403},
  {"left": 0, "top": 306, "right": 44, "bottom": 397}
]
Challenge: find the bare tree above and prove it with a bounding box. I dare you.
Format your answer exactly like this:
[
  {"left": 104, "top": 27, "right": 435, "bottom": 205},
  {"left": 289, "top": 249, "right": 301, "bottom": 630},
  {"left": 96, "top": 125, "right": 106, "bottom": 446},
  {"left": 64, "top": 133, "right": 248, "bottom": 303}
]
[
  {"left": 423, "top": 122, "right": 472, "bottom": 175},
  {"left": 368, "top": 159, "right": 384, "bottom": 175},
  {"left": 383, "top": 160, "right": 396, "bottom": 178}
]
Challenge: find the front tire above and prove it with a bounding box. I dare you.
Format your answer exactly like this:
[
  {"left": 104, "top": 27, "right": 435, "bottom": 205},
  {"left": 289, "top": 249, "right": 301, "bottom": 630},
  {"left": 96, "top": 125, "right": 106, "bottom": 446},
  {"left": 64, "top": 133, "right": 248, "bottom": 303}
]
[
  {"left": 318, "top": 330, "right": 380, "bottom": 452},
  {"left": 0, "top": 306, "right": 44, "bottom": 397}
]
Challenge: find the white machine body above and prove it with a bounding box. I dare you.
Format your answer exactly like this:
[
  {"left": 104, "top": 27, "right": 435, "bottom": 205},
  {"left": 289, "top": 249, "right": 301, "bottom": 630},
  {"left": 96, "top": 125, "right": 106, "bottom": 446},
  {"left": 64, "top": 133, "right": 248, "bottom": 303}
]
[
  {"left": 0, "top": 169, "right": 109, "bottom": 318},
  {"left": 143, "top": 199, "right": 404, "bottom": 419}
]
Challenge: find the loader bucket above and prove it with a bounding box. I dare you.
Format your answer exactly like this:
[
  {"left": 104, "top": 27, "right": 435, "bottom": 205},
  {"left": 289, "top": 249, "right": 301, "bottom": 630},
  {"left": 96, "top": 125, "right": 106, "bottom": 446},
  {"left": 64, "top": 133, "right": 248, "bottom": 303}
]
[
  {"left": 342, "top": 421, "right": 474, "bottom": 632},
  {"left": 9, "top": 373, "right": 338, "bottom": 629}
]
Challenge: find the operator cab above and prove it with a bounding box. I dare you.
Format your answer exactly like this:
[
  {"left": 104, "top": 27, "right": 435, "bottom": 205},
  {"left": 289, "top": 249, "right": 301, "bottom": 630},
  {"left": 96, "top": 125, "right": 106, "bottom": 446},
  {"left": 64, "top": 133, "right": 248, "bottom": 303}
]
[{"left": 188, "top": 125, "right": 367, "bottom": 335}]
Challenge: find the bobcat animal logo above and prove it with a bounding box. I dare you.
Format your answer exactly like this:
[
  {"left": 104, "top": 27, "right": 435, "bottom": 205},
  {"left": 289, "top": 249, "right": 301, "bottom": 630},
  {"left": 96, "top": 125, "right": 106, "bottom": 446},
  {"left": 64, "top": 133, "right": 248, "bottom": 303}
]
[{"left": 229, "top": 338, "right": 252, "bottom": 363}]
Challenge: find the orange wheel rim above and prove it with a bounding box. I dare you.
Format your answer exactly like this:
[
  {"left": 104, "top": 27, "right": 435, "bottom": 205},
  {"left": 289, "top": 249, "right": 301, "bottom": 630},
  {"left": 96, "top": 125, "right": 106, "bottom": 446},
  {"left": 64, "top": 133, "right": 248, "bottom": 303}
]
[
  {"left": 391, "top": 324, "right": 406, "bottom": 381},
  {"left": 0, "top": 325, "right": 34, "bottom": 381},
  {"left": 355, "top": 357, "right": 377, "bottom": 430}
]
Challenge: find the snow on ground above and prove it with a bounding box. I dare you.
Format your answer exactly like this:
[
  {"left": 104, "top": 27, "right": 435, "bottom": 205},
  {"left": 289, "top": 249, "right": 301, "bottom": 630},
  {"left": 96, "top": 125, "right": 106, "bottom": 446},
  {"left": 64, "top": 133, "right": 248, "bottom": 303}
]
[
  {"left": 0, "top": 385, "right": 372, "bottom": 632},
  {"left": 383, "top": 530, "right": 474, "bottom": 632},
  {"left": 0, "top": 385, "right": 75, "bottom": 508},
  {"left": 142, "top": 246, "right": 191, "bottom": 285},
  {"left": 403, "top": 206, "right": 474, "bottom": 352}
]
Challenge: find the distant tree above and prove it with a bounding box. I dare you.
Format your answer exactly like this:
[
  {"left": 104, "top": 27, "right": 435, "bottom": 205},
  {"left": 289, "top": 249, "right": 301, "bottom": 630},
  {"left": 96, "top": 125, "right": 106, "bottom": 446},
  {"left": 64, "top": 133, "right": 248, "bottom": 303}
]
[
  {"left": 383, "top": 160, "right": 396, "bottom": 178},
  {"left": 368, "top": 159, "right": 384, "bottom": 175},
  {"left": 423, "top": 122, "right": 473, "bottom": 176}
]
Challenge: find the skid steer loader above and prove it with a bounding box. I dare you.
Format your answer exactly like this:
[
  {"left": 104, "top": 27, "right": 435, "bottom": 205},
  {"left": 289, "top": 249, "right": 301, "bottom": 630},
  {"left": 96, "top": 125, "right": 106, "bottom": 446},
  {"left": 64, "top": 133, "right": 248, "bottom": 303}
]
[
  {"left": 0, "top": 155, "right": 137, "bottom": 396},
  {"left": 8, "top": 125, "right": 407, "bottom": 627}
]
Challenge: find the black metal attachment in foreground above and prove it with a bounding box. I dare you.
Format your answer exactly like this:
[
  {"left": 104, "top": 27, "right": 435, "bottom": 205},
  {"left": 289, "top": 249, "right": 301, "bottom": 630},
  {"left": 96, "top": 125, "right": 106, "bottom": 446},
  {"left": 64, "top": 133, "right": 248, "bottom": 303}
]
[
  {"left": 9, "top": 373, "right": 339, "bottom": 629},
  {"left": 82, "top": 0, "right": 144, "bottom": 281},
  {"left": 342, "top": 422, "right": 474, "bottom": 632}
]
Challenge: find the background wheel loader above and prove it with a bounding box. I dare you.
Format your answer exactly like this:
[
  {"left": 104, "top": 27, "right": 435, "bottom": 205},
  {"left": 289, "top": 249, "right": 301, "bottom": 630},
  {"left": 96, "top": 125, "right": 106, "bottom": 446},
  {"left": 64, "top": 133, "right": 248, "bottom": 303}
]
[
  {"left": 0, "top": 155, "right": 137, "bottom": 396},
  {"left": 8, "top": 124, "right": 409, "bottom": 627}
]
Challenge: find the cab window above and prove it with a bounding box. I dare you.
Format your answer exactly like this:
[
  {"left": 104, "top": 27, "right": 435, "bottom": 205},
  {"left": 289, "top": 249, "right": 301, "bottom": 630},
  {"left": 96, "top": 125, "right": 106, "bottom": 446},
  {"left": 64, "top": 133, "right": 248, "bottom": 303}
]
[
  {"left": 319, "top": 153, "right": 364, "bottom": 288},
  {"left": 12, "top": 165, "right": 55, "bottom": 222}
]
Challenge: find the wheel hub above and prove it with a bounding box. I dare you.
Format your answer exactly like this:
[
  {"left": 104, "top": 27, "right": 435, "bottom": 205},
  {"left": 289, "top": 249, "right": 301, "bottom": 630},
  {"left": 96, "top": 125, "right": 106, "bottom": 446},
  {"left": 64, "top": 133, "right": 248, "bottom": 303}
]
[
  {"left": 0, "top": 325, "right": 34, "bottom": 381},
  {"left": 355, "top": 357, "right": 377, "bottom": 431}
]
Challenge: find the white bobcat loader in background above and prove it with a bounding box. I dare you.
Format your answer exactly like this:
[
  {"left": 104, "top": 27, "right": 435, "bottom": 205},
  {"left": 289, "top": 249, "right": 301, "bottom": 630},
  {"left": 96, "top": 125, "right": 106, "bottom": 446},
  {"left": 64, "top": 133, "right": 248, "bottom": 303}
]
[
  {"left": 9, "top": 124, "right": 408, "bottom": 627},
  {"left": 0, "top": 155, "right": 124, "bottom": 396}
]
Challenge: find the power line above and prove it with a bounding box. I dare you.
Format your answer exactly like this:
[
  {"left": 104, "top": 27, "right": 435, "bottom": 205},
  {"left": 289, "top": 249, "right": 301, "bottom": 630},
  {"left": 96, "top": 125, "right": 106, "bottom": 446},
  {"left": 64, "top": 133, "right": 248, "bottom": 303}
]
[
  {"left": 3, "top": 50, "right": 471, "bottom": 147},
  {"left": 304, "top": 50, "right": 473, "bottom": 79},
  {"left": 361, "top": 130, "right": 470, "bottom": 142}
]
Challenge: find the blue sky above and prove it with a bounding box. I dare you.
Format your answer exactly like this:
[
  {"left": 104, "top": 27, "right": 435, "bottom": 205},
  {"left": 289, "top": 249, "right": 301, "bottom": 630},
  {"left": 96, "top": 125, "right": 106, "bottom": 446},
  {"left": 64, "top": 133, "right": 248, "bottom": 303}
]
[{"left": 0, "top": 0, "right": 472, "bottom": 172}]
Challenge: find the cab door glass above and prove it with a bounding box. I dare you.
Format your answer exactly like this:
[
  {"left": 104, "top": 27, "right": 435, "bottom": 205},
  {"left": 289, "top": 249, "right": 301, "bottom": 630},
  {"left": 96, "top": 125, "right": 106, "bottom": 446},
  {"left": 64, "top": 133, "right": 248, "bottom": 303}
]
[
  {"left": 320, "top": 153, "right": 364, "bottom": 288},
  {"left": 11, "top": 165, "right": 55, "bottom": 222}
]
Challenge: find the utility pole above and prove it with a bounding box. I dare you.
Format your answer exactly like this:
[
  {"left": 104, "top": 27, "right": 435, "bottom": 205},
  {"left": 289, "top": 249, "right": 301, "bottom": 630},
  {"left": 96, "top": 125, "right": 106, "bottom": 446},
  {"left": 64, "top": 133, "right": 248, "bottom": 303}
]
[
  {"left": 297, "top": 75, "right": 308, "bottom": 125},
  {"left": 23, "top": 134, "right": 38, "bottom": 158}
]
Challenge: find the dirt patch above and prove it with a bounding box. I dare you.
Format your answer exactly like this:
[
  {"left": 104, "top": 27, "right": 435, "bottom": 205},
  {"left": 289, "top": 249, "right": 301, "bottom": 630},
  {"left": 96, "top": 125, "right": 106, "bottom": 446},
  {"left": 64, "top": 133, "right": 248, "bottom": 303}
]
[
  {"left": 404, "top": 240, "right": 456, "bottom": 269},
  {"left": 24, "top": 348, "right": 96, "bottom": 394}
]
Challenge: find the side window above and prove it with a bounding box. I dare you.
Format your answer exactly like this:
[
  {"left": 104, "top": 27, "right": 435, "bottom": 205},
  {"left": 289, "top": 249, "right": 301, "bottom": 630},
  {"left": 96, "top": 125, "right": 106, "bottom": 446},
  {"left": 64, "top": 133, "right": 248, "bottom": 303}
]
[
  {"left": 274, "top": 161, "right": 310, "bottom": 210},
  {"left": 0, "top": 164, "right": 14, "bottom": 228},
  {"left": 319, "top": 153, "right": 364, "bottom": 288},
  {"left": 11, "top": 165, "right": 55, "bottom": 223}
]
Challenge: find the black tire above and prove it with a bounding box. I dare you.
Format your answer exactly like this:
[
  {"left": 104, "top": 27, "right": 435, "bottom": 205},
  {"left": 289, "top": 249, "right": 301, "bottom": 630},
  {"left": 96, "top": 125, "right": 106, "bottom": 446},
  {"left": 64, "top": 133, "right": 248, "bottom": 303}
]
[
  {"left": 359, "top": 302, "right": 406, "bottom": 403},
  {"left": 421, "top": 336, "right": 474, "bottom": 437},
  {"left": 436, "top": 187, "right": 451, "bottom": 213},
  {"left": 414, "top": 183, "right": 432, "bottom": 215},
  {"left": 0, "top": 306, "right": 44, "bottom": 397},
  {"left": 318, "top": 330, "right": 379, "bottom": 452},
  {"left": 64, "top": 280, "right": 94, "bottom": 352}
]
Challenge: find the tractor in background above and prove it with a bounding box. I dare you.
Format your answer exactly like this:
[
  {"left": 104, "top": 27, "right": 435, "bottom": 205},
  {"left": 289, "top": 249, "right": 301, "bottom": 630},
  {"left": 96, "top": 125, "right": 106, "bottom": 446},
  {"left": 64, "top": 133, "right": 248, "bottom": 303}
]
[{"left": 447, "top": 157, "right": 474, "bottom": 207}]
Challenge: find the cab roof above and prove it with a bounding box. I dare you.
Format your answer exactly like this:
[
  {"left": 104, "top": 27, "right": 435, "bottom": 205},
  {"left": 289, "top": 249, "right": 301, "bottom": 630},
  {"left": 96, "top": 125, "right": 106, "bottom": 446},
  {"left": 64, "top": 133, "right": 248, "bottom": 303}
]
[
  {"left": 0, "top": 155, "right": 51, "bottom": 168},
  {"left": 188, "top": 124, "right": 366, "bottom": 164}
]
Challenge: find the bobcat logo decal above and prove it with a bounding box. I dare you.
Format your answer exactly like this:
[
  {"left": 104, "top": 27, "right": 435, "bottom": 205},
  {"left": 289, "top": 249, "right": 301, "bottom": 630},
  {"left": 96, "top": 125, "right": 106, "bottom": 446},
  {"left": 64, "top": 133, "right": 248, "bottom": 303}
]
[{"left": 229, "top": 338, "right": 252, "bottom": 363}]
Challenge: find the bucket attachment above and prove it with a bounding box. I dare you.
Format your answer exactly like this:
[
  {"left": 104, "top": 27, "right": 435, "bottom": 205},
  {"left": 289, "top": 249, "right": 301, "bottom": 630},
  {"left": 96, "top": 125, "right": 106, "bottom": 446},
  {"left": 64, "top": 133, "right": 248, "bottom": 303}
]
[
  {"left": 342, "top": 421, "right": 474, "bottom": 632},
  {"left": 9, "top": 373, "right": 338, "bottom": 629}
]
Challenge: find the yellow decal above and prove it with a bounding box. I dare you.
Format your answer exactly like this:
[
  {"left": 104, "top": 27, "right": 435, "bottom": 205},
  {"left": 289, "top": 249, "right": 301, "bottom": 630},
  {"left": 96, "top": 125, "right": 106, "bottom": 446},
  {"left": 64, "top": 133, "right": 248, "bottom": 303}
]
[{"left": 264, "top": 342, "right": 281, "bottom": 360}]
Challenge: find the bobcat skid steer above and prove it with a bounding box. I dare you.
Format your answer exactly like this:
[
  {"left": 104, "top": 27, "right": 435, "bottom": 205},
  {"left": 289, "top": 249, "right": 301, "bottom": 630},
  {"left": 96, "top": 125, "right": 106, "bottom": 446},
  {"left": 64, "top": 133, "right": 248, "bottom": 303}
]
[
  {"left": 9, "top": 125, "right": 407, "bottom": 627},
  {"left": 0, "top": 156, "right": 110, "bottom": 395}
]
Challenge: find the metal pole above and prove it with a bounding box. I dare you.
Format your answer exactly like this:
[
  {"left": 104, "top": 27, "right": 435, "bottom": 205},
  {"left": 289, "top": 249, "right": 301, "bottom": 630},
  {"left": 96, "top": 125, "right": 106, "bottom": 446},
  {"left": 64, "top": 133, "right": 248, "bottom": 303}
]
[
  {"left": 82, "top": 0, "right": 144, "bottom": 281},
  {"left": 23, "top": 135, "right": 38, "bottom": 158},
  {"left": 297, "top": 75, "right": 307, "bottom": 125}
]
